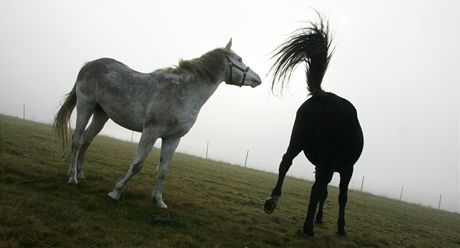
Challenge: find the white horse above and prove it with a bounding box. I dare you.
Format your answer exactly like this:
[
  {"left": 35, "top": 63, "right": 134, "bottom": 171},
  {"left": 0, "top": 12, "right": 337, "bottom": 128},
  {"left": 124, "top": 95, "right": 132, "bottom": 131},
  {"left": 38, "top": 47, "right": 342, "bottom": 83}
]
[{"left": 54, "top": 40, "right": 261, "bottom": 208}]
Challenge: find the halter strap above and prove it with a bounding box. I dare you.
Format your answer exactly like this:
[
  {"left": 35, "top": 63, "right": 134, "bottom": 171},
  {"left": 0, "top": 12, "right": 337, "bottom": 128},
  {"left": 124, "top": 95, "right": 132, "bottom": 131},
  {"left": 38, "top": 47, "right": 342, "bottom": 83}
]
[{"left": 227, "top": 57, "right": 250, "bottom": 86}]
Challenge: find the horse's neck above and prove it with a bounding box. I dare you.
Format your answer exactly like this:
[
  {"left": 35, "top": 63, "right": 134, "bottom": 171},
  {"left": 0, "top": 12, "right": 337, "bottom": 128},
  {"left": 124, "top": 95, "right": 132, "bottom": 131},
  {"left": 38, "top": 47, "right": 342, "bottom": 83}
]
[{"left": 182, "top": 74, "right": 223, "bottom": 112}]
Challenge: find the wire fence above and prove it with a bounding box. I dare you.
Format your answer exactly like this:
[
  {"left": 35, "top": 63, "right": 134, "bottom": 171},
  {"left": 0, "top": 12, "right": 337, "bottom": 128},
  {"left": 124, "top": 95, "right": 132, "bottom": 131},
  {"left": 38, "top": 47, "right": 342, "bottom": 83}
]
[
  {"left": 197, "top": 141, "right": 460, "bottom": 214},
  {"left": 2, "top": 103, "right": 459, "bottom": 214}
]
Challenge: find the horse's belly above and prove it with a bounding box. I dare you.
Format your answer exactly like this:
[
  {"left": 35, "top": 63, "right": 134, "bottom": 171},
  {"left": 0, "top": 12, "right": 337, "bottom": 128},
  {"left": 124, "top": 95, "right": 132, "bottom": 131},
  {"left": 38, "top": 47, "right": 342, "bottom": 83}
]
[
  {"left": 98, "top": 101, "right": 144, "bottom": 132},
  {"left": 109, "top": 114, "right": 144, "bottom": 132}
]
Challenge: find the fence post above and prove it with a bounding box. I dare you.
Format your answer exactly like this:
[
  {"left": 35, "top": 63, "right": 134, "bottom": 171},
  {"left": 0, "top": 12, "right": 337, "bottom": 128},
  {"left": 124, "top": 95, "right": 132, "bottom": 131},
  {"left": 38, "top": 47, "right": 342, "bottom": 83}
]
[
  {"left": 438, "top": 194, "right": 442, "bottom": 210},
  {"left": 130, "top": 132, "right": 134, "bottom": 142},
  {"left": 399, "top": 186, "right": 404, "bottom": 201},
  {"left": 23, "top": 104, "right": 25, "bottom": 120},
  {"left": 360, "top": 176, "right": 365, "bottom": 192},
  {"left": 205, "top": 141, "right": 209, "bottom": 159},
  {"left": 244, "top": 150, "right": 249, "bottom": 168}
]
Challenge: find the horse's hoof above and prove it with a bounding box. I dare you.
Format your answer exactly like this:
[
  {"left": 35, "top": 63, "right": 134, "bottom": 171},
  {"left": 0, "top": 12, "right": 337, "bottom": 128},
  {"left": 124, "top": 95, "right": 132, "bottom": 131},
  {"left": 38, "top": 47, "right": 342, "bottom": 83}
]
[
  {"left": 337, "top": 230, "right": 347, "bottom": 237},
  {"left": 107, "top": 192, "right": 120, "bottom": 203},
  {"left": 315, "top": 219, "right": 323, "bottom": 224},
  {"left": 302, "top": 227, "right": 315, "bottom": 238},
  {"left": 297, "top": 230, "right": 315, "bottom": 239},
  {"left": 264, "top": 197, "right": 276, "bottom": 214},
  {"left": 77, "top": 171, "right": 86, "bottom": 179},
  {"left": 154, "top": 200, "right": 168, "bottom": 209},
  {"left": 67, "top": 177, "right": 78, "bottom": 184},
  {"left": 107, "top": 196, "right": 118, "bottom": 204}
]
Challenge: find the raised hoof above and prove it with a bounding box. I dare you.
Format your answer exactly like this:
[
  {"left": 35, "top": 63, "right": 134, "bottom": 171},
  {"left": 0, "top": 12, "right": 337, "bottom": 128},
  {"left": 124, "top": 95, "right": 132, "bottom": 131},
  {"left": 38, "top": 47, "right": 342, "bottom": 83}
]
[{"left": 264, "top": 197, "right": 277, "bottom": 214}]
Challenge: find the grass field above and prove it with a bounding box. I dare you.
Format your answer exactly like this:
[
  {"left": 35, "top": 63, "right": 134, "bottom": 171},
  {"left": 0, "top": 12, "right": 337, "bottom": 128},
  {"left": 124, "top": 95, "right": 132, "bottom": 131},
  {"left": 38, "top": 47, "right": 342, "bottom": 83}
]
[{"left": 1, "top": 114, "right": 459, "bottom": 247}]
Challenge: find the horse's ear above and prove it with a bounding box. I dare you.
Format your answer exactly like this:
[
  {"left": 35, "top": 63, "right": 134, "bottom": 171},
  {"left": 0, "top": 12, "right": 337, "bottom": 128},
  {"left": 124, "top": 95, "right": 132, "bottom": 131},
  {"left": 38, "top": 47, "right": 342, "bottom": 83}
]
[{"left": 225, "top": 38, "right": 232, "bottom": 50}]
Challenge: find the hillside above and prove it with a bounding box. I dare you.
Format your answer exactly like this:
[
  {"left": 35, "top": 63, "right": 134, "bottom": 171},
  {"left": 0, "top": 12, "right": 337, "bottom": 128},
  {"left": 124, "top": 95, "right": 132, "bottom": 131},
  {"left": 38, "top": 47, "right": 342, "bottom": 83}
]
[{"left": 1, "top": 114, "right": 459, "bottom": 247}]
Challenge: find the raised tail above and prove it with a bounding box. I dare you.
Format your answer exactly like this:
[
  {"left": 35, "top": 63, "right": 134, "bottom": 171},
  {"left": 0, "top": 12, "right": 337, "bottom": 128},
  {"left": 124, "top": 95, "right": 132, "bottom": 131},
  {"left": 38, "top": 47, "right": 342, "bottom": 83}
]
[
  {"left": 270, "top": 13, "right": 333, "bottom": 96},
  {"left": 53, "top": 84, "right": 77, "bottom": 149}
]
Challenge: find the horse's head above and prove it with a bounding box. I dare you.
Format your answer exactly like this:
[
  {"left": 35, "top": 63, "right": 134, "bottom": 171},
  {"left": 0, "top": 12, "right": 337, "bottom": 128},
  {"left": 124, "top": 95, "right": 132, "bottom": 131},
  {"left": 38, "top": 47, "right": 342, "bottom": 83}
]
[{"left": 223, "top": 39, "right": 261, "bottom": 88}]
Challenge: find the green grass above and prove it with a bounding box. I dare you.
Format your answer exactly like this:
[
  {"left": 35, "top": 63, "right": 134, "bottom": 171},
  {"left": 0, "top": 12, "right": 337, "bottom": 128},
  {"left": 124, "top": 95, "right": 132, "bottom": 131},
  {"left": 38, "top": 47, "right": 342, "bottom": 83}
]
[{"left": 1, "top": 114, "right": 459, "bottom": 248}]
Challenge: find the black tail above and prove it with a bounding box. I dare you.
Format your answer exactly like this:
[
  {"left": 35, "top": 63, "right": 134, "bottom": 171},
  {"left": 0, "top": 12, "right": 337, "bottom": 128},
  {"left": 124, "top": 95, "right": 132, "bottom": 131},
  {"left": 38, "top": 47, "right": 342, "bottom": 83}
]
[{"left": 270, "top": 13, "right": 333, "bottom": 96}]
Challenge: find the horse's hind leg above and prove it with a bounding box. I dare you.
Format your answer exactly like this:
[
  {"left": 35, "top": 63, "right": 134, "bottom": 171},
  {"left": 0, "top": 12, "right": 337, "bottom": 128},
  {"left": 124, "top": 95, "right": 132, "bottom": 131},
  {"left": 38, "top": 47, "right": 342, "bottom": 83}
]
[
  {"left": 337, "top": 168, "right": 353, "bottom": 236},
  {"left": 314, "top": 166, "right": 329, "bottom": 224},
  {"left": 152, "top": 137, "right": 180, "bottom": 208},
  {"left": 68, "top": 102, "right": 94, "bottom": 184},
  {"left": 315, "top": 186, "right": 328, "bottom": 224},
  {"left": 303, "top": 168, "right": 333, "bottom": 236},
  {"left": 75, "top": 106, "right": 108, "bottom": 179},
  {"left": 107, "top": 127, "right": 159, "bottom": 201}
]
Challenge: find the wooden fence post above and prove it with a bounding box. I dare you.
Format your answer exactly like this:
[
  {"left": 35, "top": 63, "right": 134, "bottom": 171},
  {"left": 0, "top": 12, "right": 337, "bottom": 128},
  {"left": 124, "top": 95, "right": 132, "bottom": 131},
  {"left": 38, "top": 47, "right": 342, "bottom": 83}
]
[
  {"left": 399, "top": 186, "right": 404, "bottom": 201},
  {"left": 244, "top": 150, "right": 249, "bottom": 167},
  {"left": 438, "top": 194, "right": 442, "bottom": 210}
]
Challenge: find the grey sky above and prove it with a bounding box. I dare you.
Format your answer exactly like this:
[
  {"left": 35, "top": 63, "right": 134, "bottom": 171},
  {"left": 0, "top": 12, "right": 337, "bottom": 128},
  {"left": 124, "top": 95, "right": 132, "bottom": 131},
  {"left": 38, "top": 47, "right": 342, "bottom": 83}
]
[{"left": 0, "top": 0, "right": 459, "bottom": 212}]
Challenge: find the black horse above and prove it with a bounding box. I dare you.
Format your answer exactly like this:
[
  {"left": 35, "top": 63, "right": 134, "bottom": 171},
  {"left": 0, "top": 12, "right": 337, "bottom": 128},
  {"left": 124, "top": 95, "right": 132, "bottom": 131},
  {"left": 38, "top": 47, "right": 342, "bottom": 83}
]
[{"left": 264, "top": 16, "right": 364, "bottom": 237}]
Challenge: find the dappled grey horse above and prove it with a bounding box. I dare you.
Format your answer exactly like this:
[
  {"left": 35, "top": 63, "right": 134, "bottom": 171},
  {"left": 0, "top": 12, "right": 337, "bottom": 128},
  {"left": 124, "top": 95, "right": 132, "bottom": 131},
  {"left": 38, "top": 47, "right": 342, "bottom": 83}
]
[{"left": 54, "top": 40, "right": 261, "bottom": 208}]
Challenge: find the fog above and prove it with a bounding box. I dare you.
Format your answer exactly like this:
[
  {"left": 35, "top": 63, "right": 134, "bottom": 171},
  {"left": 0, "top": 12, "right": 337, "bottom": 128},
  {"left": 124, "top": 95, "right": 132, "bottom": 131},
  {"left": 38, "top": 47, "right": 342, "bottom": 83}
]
[{"left": 0, "top": 0, "right": 458, "bottom": 212}]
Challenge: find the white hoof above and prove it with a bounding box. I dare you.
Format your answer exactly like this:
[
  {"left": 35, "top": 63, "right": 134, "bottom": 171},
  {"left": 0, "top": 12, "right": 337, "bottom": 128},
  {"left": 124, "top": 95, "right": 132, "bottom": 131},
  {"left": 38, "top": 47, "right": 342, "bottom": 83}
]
[
  {"left": 67, "top": 177, "right": 78, "bottom": 184},
  {"left": 154, "top": 199, "right": 168, "bottom": 209},
  {"left": 107, "top": 191, "right": 120, "bottom": 201}
]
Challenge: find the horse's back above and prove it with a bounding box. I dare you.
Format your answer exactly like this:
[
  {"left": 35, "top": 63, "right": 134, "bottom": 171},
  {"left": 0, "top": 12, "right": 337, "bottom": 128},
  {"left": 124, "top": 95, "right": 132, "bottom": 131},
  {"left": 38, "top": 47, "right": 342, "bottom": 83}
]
[
  {"left": 74, "top": 58, "right": 154, "bottom": 131},
  {"left": 299, "top": 92, "right": 363, "bottom": 170},
  {"left": 76, "top": 58, "right": 125, "bottom": 82},
  {"left": 73, "top": 58, "right": 193, "bottom": 133},
  {"left": 75, "top": 57, "right": 149, "bottom": 103}
]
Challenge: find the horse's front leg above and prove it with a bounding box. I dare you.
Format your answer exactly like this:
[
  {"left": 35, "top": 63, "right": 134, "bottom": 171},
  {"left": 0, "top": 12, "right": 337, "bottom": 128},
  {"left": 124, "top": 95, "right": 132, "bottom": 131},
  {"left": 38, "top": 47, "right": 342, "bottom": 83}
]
[
  {"left": 107, "top": 128, "right": 158, "bottom": 201},
  {"left": 265, "top": 111, "right": 303, "bottom": 214},
  {"left": 264, "top": 154, "right": 292, "bottom": 214},
  {"left": 315, "top": 186, "right": 328, "bottom": 224},
  {"left": 152, "top": 137, "right": 181, "bottom": 209}
]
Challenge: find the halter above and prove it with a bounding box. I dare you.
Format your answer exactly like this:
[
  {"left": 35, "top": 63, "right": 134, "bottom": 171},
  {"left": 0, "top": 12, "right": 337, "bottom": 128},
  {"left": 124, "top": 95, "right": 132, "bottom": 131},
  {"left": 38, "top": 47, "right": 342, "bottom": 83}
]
[{"left": 227, "top": 57, "right": 250, "bottom": 86}]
